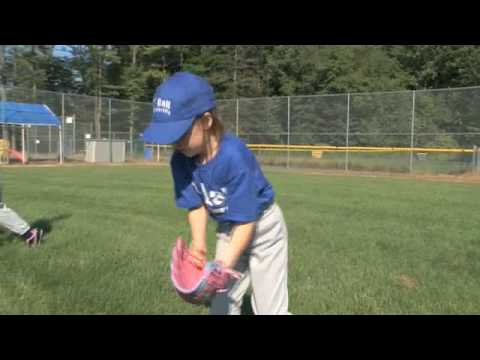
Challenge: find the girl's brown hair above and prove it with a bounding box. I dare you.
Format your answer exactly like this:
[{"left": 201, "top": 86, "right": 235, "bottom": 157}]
[
  {"left": 201, "top": 109, "right": 225, "bottom": 142},
  {"left": 206, "top": 109, "right": 225, "bottom": 142}
]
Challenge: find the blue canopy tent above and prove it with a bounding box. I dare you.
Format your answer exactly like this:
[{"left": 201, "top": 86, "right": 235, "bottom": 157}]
[
  {"left": 0, "top": 101, "right": 60, "bottom": 127},
  {"left": 0, "top": 101, "right": 61, "bottom": 163}
]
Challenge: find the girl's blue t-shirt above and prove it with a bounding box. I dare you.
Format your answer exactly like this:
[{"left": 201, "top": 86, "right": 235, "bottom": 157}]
[{"left": 170, "top": 133, "right": 274, "bottom": 223}]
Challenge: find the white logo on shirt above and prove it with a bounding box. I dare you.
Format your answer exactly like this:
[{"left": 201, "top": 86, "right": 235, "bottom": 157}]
[{"left": 193, "top": 182, "right": 228, "bottom": 214}]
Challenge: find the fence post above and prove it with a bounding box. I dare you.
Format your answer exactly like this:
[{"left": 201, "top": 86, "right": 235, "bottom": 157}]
[
  {"left": 48, "top": 125, "right": 51, "bottom": 154},
  {"left": 21, "top": 125, "right": 26, "bottom": 164},
  {"left": 235, "top": 98, "right": 239, "bottom": 137},
  {"left": 109, "top": 98, "right": 112, "bottom": 163},
  {"left": 287, "top": 96, "right": 291, "bottom": 169},
  {"left": 477, "top": 146, "right": 480, "bottom": 174},
  {"left": 33, "top": 126, "right": 38, "bottom": 156},
  {"left": 409, "top": 90, "right": 416, "bottom": 173},
  {"left": 129, "top": 126, "right": 133, "bottom": 160},
  {"left": 24, "top": 126, "right": 28, "bottom": 158},
  {"left": 72, "top": 114, "right": 76, "bottom": 156},
  {"left": 59, "top": 93, "right": 64, "bottom": 164},
  {"left": 474, "top": 145, "right": 479, "bottom": 173},
  {"left": 0, "top": 85, "right": 6, "bottom": 142},
  {"left": 473, "top": 145, "right": 476, "bottom": 173},
  {"left": 345, "top": 93, "right": 350, "bottom": 172}
]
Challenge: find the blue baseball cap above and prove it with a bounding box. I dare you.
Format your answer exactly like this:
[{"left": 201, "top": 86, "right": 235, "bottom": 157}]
[{"left": 143, "top": 72, "right": 216, "bottom": 145}]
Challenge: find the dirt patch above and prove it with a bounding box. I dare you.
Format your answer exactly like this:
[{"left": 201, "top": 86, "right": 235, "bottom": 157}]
[
  {"left": 395, "top": 274, "right": 419, "bottom": 290},
  {"left": 0, "top": 161, "right": 170, "bottom": 169}
]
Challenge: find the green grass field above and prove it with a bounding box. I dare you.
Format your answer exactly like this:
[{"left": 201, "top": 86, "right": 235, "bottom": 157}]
[{"left": 1, "top": 165, "right": 479, "bottom": 314}]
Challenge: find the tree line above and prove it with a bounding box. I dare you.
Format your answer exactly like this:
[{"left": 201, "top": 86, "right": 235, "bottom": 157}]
[{"left": 2, "top": 45, "right": 480, "bottom": 101}]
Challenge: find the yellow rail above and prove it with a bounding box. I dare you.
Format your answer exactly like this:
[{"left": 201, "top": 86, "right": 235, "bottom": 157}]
[
  {"left": 143, "top": 143, "right": 475, "bottom": 154},
  {"left": 247, "top": 144, "right": 474, "bottom": 153}
]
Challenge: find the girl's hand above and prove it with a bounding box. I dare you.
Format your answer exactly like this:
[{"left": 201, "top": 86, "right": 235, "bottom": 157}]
[{"left": 189, "top": 244, "right": 207, "bottom": 268}]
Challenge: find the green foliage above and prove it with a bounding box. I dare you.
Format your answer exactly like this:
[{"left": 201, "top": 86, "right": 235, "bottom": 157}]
[
  {"left": 385, "top": 45, "right": 480, "bottom": 89},
  {"left": 43, "top": 56, "right": 76, "bottom": 93},
  {"left": 71, "top": 45, "right": 121, "bottom": 98},
  {"left": 4, "top": 45, "right": 480, "bottom": 100}
]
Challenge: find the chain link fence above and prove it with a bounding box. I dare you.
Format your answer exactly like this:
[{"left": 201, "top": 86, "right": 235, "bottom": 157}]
[
  {"left": 219, "top": 87, "right": 480, "bottom": 175},
  {"left": 1, "top": 84, "right": 479, "bottom": 174}
]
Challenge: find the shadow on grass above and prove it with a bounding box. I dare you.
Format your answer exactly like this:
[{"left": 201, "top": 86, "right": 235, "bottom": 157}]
[{"left": 0, "top": 213, "right": 72, "bottom": 246}]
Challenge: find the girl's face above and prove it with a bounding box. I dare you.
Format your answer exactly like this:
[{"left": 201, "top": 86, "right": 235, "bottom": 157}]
[{"left": 173, "top": 114, "right": 212, "bottom": 158}]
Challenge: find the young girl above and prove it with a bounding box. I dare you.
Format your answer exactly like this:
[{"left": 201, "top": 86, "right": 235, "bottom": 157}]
[
  {"left": 0, "top": 186, "right": 43, "bottom": 247},
  {"left": 144, "top": 72, "right": 289, "bottom": 315}
]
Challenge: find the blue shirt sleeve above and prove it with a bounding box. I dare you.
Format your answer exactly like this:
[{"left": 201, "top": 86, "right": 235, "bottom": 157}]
[
  {"left": 170, "top": 153, "right": 203, "bottom": 210},
  {"left": 222, "top": 150, "right": 259, "bottom": 223}
]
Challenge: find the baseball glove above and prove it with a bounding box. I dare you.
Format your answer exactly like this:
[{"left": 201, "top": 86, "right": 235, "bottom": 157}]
[{"left": 170, "top": 237, "right": 241, "bottom": 306}]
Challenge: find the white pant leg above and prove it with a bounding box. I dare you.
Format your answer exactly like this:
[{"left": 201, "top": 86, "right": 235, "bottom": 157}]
[
  {"left": 209, "top": 203, "right": 290, "bottom": 315},
  {"left": 249, "top": 203, "right": 289, "bottom": 315},
  {"left": 0, "top": 202, "right": 30, "bottom": 235},
  {"left": 209, "top": 228, "right": 251, "bottom": 315}
]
